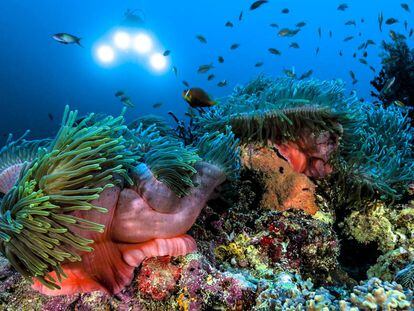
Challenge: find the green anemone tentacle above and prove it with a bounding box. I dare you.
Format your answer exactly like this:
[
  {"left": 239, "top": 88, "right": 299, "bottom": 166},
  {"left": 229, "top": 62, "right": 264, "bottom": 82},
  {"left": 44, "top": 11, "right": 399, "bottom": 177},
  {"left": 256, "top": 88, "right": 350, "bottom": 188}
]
[
  {"left": 194, "top": 76, "right": 360, "bottom": 147},
  {"left": 195, "top": 126, "right": 241, "bottom": 180},
  {"left": 128, "top": 123, "right": 200, "bottom": 197},
  {"left": 0, "top": 106, "right": 135, "bottom": 289}
]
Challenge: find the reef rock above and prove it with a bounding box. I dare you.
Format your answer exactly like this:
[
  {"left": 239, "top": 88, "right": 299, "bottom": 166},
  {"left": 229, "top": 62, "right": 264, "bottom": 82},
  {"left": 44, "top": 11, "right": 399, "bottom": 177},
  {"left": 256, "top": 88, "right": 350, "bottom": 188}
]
[{"left": 241, "top": 145, "right": 318, "bottom": 215}]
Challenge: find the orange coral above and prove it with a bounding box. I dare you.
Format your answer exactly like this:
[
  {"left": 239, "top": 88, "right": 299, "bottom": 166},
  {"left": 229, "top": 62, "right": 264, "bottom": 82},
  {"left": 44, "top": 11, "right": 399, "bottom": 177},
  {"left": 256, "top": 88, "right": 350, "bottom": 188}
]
[{"left": 242, "top": 145, "right": 318, "bottom": 215}]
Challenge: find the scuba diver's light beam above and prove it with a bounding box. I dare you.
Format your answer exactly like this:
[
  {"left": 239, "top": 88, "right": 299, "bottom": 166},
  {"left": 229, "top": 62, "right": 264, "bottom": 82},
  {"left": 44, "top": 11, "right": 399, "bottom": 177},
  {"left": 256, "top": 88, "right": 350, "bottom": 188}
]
[
  {"left": 150, "top": 53, "right": 167, "bottom": 71},
  {"left": 96, "top": 45, "right": 115, "bottom": 63},
  {"left": 133, "top": 33, "right": 153, "bottom": 54},
  {"left": 113, "top": 31, "right": 131, "bottom": 50}
]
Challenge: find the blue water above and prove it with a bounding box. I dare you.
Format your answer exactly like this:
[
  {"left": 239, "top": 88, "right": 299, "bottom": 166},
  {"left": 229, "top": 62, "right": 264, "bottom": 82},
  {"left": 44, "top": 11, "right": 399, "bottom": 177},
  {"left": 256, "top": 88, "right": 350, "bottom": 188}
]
[{"left": 0, "top": 0, "right": 408, "bottom": 142}]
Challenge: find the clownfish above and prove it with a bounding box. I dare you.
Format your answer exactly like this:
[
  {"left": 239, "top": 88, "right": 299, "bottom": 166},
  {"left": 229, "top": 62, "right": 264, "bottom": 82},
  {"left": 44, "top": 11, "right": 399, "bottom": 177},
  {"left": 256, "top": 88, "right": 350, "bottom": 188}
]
[{"left": 182, "top": 88, "right": 216, "bottom": 108}]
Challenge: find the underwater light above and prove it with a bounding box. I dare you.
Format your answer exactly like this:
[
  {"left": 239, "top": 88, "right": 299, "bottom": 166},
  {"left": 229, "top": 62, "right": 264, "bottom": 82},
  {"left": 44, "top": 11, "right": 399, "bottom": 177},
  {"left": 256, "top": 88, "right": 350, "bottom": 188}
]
[
  {"left": 97, "top": 45, "right": 115, "bottom": 63},
  {"left": 150, "top": 53, "right": 167, "bottom": 71},
  {"left": 133, "top": 33, "right": 153, "bottom": 54},
  {"left": 113, "top": 31, "right": 131, "bottom": 50}
]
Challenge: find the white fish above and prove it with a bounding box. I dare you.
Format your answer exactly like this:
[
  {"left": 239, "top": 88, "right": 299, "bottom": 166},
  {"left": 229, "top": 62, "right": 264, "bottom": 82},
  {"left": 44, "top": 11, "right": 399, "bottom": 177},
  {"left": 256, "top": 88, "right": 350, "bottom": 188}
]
[{"left": 52, "top": 33, "right": 82, "bottom": 47}]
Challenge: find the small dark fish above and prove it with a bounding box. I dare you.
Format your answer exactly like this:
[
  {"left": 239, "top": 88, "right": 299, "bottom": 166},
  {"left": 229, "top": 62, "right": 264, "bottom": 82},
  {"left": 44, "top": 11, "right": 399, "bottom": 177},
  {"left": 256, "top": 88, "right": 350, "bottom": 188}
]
[
  {"left": 404, "top": 20, "right": 408, "bottom": 31},
  {"left": 239, "top": 11, "right": 243, "bottom": 21},
  {"left": 268, "top": 48, "right": 281, "bottom": 55},
  {"left": 289, "top": 42, "right": 300, "bottom": 49},
  {"left": 218, "top": 56, "right": 224, "bottom": 63},
  {"left": 353, "top": 52, "right": 356, "bottom": 58},
  {"left": 315, "top": 47, "right": 320, "bottom": 55},
  {"left": 196, "top": 35, "right": 207, "bottom": 43},
  {"left": 52, "top": 33, "right": 82, "bottom": 47},
  {"left": 357, "top": 42, "right": 366, "bottom": 50},
  {"left": 378, "top": 12, "right": 384, "bottom": 32},
  {"left": 337, "top": 3, "right": 348, "bottom": 11},
  {"left": 255, "top": 61, "right": 264, "bottom": 67},
  {"left": 339, "top": 50, "right": 343, "bottom": 56},
  {"left": 217, "top": 80, "right": 228, "bottom": 87},
  {"left": 390, "top": 30, "right": 406, "bottom": 41},
  {"left": 401, "top": 3, "right": 410, "bottom": 12},
  {"left": 394, "top": 100, "right": 405, "bottom": 107},
  {"left": 115, "top": 90, "right": 125, "bottom": 97},
  {"left": 182, "top": 80, "right": 190, "bottom": 87},
  {"left": 207, "top": 74, "right": 215, "bottom": 81},
  {"left": 318, "top": 27, "right": 322, "bottom": 38},
  {"left": 172, "top": 66, "right": 178, "bottom": 77},
  {"left": 183, "top": 88, "right": 215, "bottom": 108},
  {"left": 296, "top": 21, "right": 306, "bottom": 28},
  {"left": 369, "top": 66, "right": 376, "bottom": 73},
  {"left": 329, "top": 30, "right": 333, "bottom": 38},
  {"left": 225, "top": 21, "right": 234, "bottom": 27},
  {"left": 250, "top": 0, "right": 268, "bottom": 11},
  {"left": 197, "top": 64, "right": 214, "bottom": 74},
  {"left": 281, "top": 8, "right": 290, "bottom": 14},
  {"left": 359, "top": 58, "right": 368, "bottom": 65},
  {"left": 361, "top": 18, "right": 365, "bottom": 23},
  {"left": 343, "top": 36, "right": 354, "bottom": 42},
  {"left": 365, "top": 39, "right": 376, "bottom": 47},
  {"left": 163, "top": 50, "right": 171, "bottom": 56},
  {"left": 410, "top": 28, "right": 414, "bottom": 37},
  {"left": 349, "top": 70, "right": 356, "bottom": 80},
  {"left": 381, "top": 77, "right": 395, "bottom": 94},
  {"left": 270, "top": 23, "right": 279, "bottom": 28},
  {"left": 363, "top": 51, "right": 368, "bottom": 58},
  {"left": 283, "top": 68, "right": 296, "bottom": 78},
  {"left": 278, "top": 28, "right": 300, "bottom": 37},
  {"left": 48, "top": 113, "right": 54, "bottom": 121},
  {"left": 152, "top": 102, "right": 163, "bottom": 109},
  {"left": 120, "top": 96, "right": 135, "bottom": 108},
  {"left": 299, "top": 70, "right": 313, "bottom": 80},
  {"left": 385, "top": 18, "right": 398, "bottom": 25},
  {"left": 345, "top": 20, "right": 356, "bottom": 26},
  {"left": 230, "top": 43, "right": 240, "bottom": 50}
]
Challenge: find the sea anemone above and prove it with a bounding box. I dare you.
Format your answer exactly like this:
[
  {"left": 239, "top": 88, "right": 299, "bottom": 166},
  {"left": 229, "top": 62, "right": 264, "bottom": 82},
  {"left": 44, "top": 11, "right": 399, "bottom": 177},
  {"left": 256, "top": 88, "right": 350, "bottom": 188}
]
[
  {"left": 194, "top": 76, "right": 361, "bottom": 178},
  {"left": 0, "top": 132, "right": 49, "bottom": 194},
  {"left": 334, "top": 103, "right": 414, "bottom": 202},
  {"left": 395, "top": 263, "right": 414, "bottom": 290},
  {"left": 0, "top": 106, "right": 241, "bottom": 295},
  {"left": 0, "top": 106, "right": 135, "bottom": 289}
]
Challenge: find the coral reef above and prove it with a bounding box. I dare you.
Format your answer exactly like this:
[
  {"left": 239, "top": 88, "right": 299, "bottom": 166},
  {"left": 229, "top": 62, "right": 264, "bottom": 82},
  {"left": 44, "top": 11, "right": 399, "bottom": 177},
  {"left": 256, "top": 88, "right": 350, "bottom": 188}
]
[
  {"left": 137, "top": 256, "right": 182, "bottom": 301},
  {"left": 0, "top": 74, "right": 413, "bottom": 310}
]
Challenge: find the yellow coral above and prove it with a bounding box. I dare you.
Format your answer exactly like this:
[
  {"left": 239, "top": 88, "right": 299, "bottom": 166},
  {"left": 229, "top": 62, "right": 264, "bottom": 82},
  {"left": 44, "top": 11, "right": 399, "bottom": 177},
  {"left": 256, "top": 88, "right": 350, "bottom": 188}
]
[
  {"left": 344, "top": 202, "right": 397, "bottom": 252},
  {"left": 214, "top": 233, "right": 271, "bottom": 276}
]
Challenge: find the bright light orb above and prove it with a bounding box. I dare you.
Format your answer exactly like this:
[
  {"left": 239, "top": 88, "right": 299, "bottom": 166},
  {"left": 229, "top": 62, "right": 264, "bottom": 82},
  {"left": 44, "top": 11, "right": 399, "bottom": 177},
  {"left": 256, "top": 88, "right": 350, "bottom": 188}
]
[
  {"left": 150, "top": 53, "right": 167, "bottom": 71},
  {"left": 113, "top": 31, "right": 131, "bottom": 50},
  {"left": 133, "top": 33, "right": 153, "bottom": 54},
  {"left": 97, "top": 45, "right": 115, "bottom": 63}
]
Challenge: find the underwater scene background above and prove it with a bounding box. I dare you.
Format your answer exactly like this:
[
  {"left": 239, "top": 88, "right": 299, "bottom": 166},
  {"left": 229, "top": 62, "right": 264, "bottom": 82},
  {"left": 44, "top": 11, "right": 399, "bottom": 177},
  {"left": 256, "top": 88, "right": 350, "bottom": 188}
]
[{"left": 0, "top": 0, "right": 414, "bottom": 310}]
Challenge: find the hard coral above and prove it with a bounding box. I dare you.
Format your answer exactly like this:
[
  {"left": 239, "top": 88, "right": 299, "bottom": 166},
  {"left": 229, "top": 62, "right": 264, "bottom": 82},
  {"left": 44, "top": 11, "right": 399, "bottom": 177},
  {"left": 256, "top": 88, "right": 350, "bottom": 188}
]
[
  {"left": 241, "top": 145, "right": 318, "bottom": 215},
  {"left": 137, "top": 256, "right": 181, "bottom": 301},
  {"left": 346, "top": 278, "right": 412, "bottom": 310}
]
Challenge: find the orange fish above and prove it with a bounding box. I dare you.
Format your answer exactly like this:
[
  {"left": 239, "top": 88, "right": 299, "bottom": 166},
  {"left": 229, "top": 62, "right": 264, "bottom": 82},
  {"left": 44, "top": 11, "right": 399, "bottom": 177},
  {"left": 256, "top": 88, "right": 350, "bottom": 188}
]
[{"left": 182, "top": 88, "right": 216, "bottom": 108}]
